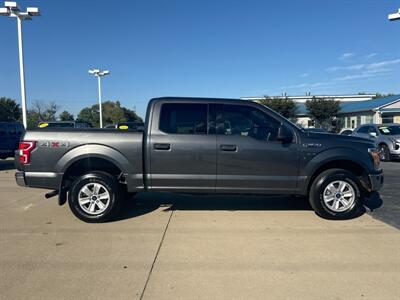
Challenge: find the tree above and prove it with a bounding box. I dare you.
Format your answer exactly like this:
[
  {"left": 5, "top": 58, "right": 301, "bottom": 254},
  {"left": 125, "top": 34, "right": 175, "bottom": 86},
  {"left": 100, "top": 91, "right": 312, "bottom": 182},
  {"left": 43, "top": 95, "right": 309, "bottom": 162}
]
[
  {"left": 122, "top": 106, "right": 143, "bottom": 122},
  {"left": 372, "top": 93, "right": 394, "bottom": 99},
  {"left": 59, "top": 111, "right": 74, "bottom": 121},
  {"left": 77, "top": 101, "right": 142, "bottom": 127},
  {"left": 27, "top": 100, "right": 59, "bottom": 128},
  {"left": 0, "top": 97, "right": 21, "bottom": 122},
  {"left": 305, "top": 97, "right": 340, "bottom": 129},
  {"left": 257, "top": 96, "right": 298, "bottom": 120}
]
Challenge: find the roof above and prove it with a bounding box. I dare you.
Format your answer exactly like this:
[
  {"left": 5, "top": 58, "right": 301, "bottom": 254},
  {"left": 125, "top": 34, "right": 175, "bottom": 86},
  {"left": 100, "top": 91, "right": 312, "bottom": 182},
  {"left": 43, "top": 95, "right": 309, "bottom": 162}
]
[
  {"left": 339, "top": 94, "right": 400, "bottom": 114},
  {"left": 294, "top": 94, "right": 400, "bottom": 116},
  {"left": 241, "top": 94, "right": 375, "bottom": 102},
  {"left": 380, "top": 107, "right": 400, "bottom": 114}
]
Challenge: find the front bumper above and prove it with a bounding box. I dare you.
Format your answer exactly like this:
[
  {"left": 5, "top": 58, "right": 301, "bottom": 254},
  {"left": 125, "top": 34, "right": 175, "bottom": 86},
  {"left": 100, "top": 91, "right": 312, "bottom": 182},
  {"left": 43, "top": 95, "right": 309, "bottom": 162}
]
[{"left": 369, "top": 171, "right": 384, "bottom": 192}]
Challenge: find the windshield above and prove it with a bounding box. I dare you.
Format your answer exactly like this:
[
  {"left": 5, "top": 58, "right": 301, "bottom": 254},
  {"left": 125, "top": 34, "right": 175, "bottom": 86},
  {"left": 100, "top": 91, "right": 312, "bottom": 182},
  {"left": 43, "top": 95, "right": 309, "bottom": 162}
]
[{"left": 378, "top": 125, "right": 400, "bottom": 135}]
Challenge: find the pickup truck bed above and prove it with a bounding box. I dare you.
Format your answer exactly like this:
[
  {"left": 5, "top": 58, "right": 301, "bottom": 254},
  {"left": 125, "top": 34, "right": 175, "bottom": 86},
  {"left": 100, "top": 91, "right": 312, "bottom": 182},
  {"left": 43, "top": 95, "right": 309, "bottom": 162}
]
[{"left": 16, "top": 129, "right": 144, "bottom": 191}]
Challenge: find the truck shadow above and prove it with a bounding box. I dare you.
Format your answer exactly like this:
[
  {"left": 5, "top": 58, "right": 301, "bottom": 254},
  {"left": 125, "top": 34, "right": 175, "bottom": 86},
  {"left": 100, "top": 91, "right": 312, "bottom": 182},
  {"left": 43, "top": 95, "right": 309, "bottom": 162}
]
[
  {"left": 115, "top": 192, "right": 383, "bottom": 221},
  {"left": 0, "top": 159, "right": 15, "bottom": 171}
]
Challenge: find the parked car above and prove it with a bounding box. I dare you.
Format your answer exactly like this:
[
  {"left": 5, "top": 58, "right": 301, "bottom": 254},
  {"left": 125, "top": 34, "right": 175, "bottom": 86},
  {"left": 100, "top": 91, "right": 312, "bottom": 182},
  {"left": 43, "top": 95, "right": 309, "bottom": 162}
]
[
  {"left": 15, "top": 97, "right": 383, "bottom": 222},
  {"left": 0, "top": 122, "right": 25, "bottom": 159},
  {"left": 104, "top": 122, "right": 144, "bottom": 131},
  {"left": 38, "top": 121, "right": 92, "bottom": 129},
  {"left": 340, "top": 128, "right": 353, "bottom": 136},
  {"left": 352, "top": 123, "right": 400, "bottom": 161}
]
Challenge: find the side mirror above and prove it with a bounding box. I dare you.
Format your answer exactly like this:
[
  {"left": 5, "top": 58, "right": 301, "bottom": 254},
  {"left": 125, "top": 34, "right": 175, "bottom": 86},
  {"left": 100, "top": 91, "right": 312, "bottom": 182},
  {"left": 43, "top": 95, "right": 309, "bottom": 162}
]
[
  {"left": 277, "top": 125, "right": 293, "bottom": 143},
  {"left": 369, "top": 132, "right": 377, "bottom": 138}
]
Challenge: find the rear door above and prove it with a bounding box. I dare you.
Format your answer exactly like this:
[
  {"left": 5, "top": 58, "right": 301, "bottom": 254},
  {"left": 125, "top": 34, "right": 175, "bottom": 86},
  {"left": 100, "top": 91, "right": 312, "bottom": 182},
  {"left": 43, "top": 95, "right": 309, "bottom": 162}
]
[
  {"left": 148, "top": 101, "right": 217, "bottom": 192},
  {"left": 215, "top": 103, "right": 299, "bottom": 193}
]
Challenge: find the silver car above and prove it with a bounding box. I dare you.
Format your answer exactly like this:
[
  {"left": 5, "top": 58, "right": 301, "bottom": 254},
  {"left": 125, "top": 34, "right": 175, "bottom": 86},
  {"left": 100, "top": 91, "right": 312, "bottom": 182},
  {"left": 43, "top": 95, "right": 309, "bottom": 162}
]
[{"left": 352, "top": 123, "right": 400, "bottom": 161}]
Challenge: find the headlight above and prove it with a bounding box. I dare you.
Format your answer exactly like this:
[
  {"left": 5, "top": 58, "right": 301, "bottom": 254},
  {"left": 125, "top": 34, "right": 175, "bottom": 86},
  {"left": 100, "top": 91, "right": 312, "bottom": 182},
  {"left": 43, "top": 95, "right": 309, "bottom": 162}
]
[{"left": 368, "top": 148, "right": 381, "bottom": 169}]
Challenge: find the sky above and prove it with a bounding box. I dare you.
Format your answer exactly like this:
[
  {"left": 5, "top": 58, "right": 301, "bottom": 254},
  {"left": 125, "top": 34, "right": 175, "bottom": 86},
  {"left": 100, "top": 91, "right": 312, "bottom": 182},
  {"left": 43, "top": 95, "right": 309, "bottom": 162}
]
[{"left": 0, "top": 0, "right": 399, "bottom": 119}]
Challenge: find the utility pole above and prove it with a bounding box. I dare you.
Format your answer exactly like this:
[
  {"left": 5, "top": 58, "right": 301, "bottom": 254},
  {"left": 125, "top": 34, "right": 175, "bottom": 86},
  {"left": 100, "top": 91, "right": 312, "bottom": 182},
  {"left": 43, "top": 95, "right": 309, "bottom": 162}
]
[
  {"left": 88, "top": 69, "right": 110, "bottom": 128},
  {"left": 1, "top": 1, "right": 40, "bottom": 128}
]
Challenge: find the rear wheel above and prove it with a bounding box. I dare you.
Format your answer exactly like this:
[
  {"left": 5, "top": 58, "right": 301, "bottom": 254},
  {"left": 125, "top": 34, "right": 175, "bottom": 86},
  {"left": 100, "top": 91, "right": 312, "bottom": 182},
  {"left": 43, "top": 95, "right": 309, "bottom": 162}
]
[
  {"left": 68, "top": 172, "right": 122, "bottom": 223},
  {"left": 309, "top": 168, "right": 363, "bottom": 220}
]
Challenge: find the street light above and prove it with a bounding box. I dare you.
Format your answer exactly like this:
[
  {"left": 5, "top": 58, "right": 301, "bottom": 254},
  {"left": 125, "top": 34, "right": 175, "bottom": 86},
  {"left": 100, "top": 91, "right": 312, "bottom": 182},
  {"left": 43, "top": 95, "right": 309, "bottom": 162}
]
[
  {"left": 88, "top": 69, "right": 110, "bottom": 128},
  {"left": 0, "top": 1, "right": 40, "bottom": 128},
  {"left": 388, "top": 8, "right": 400, "bottom": 21}
]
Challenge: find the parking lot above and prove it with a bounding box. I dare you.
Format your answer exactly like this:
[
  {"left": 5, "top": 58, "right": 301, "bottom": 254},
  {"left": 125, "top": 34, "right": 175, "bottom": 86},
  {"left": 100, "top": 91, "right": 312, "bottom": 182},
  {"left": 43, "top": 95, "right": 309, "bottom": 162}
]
[{"left": 0, "top": 159, "right": 399, "bottom": 300}]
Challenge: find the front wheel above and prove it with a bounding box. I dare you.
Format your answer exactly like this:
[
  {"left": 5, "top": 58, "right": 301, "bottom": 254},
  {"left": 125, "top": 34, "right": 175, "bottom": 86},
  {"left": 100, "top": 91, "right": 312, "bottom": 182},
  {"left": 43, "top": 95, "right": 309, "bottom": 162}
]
[
  {"left": 309, "top": 169, "right": 364, "bottom": 220},
  {"left": 68, "top": 172, "right": 122, "bottom": 223},
  {"left": 379, "top": 144, "right": 390, "bottom": 162}
]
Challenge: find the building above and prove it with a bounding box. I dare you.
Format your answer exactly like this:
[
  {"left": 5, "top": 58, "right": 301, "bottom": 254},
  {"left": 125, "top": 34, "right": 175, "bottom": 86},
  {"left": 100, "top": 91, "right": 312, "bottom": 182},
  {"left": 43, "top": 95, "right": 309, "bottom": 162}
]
[
  {"left": 241, "top": 94, "right": 400, "bottom": 128},
  {"left": 338, "top": 94, "right": 400, "bottom": 129}
]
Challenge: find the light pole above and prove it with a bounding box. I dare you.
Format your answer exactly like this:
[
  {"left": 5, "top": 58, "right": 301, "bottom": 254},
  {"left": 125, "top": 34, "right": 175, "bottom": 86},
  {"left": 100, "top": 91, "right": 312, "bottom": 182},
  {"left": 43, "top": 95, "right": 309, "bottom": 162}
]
[
  {"left": 0, "top": 1, "right": 40, "bottom": 128},
  {"left": 388, "top": 8, "right": 400, "bottom": 21},
  {"left": 88, "top": 69, "right": 110, "bottom": 128}
]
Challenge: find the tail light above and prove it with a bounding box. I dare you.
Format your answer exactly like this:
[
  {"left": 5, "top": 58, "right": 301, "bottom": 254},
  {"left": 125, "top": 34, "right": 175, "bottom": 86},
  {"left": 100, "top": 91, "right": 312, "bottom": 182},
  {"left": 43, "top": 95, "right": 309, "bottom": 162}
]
[{"left": 19, "top": 141, "right": 36, "bottom": 164}]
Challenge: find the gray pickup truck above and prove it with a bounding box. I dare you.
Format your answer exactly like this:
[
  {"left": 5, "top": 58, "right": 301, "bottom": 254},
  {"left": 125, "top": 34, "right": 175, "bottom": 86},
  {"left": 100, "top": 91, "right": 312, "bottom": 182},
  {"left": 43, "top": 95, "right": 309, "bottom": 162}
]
[{"left": 15, "top": 97, "right": 383, "bottom": 222}]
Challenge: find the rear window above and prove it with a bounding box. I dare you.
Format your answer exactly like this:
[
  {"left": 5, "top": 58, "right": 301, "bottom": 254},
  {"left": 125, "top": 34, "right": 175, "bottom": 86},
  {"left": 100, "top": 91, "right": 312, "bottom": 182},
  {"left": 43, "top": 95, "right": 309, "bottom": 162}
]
[{"left": 159, "top": 103, "right": 207, "bottom": 134}]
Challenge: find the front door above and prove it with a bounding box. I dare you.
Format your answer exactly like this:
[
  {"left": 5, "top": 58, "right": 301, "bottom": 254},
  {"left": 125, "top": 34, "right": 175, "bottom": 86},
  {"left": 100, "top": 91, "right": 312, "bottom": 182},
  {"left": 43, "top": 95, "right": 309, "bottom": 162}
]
[
  {"left": 149, "top": 101, "right": 217, "bottom": 192},
  {"left": 215, "top": 103, "right": 299, "bottom": 194}
]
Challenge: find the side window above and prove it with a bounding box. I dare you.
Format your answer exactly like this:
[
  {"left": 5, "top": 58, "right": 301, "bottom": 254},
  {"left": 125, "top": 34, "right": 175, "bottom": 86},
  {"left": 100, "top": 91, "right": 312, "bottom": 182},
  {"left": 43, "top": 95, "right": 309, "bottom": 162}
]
[
  {"left": 369, "top": 126, "right": 379, "bottom": 135},
  {"left": 357, "top": 126, "right": 370, "bottom": 134},
  {"left": 159, "top": 103, "right": 207, "bottom": 134},
  {"left": 218, "top": 105, "right": 281, "bottom": 141}
]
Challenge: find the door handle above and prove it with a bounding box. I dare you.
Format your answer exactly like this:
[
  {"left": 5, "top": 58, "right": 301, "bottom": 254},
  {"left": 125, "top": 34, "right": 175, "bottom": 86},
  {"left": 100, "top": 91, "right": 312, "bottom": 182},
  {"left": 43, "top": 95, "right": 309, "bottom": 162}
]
[
  {"left": 220, "top": 144, "right": 237, "bottom": 152},
  {"left": 154, "top": 143, "right": 171, "bottom": 150}
]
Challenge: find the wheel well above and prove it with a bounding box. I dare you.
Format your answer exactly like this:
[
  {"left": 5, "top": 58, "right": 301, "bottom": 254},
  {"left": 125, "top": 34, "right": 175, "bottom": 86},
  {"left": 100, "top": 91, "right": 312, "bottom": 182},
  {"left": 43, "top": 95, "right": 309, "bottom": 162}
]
[
  {"left": 62, "top": 157, "right": 123, "bottom": 188},
  {"left": 307, "top": 160, "right": 368, "bottom": 193}
]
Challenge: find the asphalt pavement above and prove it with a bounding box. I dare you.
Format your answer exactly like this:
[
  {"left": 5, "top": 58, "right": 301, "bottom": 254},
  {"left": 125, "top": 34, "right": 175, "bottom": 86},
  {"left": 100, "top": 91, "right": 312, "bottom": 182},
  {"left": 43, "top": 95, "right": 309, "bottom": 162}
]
[
  {"left": 368, "top": 161, "right": 400, "bottom": 229},
  {"left": 0, "top": 159, "right": 399, "bottom": 300}
]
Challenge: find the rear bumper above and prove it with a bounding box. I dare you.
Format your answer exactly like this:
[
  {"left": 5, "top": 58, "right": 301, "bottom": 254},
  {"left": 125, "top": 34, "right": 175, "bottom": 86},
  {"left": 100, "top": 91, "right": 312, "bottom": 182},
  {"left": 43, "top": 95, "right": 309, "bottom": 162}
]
[
  {"left": 369, "top": 170, "right": 384, "bottom": 192},
  {"left": 15, "top": 171, "right": 62, "bottom": 190},
  {"left": 15, "top": 171, "right": 27, "bottom": 186}
]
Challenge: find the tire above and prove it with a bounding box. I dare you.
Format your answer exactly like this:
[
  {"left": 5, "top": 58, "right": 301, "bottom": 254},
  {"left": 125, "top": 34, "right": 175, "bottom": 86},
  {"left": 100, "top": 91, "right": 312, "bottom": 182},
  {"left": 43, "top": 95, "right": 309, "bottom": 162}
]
[
  {"left": 379, "top": 144, "right": 391, "bottom": 162},
  {"left": 68, "top": 171, "right": 122, "bottom": 223},
  {"left": 309, "top": 168, "right": 363, "bottom": 220}
]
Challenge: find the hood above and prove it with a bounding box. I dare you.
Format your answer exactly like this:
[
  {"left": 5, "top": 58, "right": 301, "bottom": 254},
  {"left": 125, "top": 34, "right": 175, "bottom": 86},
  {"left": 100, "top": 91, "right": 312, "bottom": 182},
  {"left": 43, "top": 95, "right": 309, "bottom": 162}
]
[
  {"left": 305, "top": 131, "right": 375, "bottom": 146},
  {"left": 388, "top": 134, "right": 400, "bottom": 143}
]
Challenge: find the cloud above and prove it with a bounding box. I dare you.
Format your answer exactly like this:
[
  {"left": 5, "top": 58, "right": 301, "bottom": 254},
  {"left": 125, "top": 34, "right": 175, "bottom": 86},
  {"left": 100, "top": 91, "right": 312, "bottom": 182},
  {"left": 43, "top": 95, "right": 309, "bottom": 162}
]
[
  {"left": 283, "top": 81, "right": 332, "bottom": 89},
  {"left": 326, "top": 59, "right": 400, "bottom": 73},
  {"left": 280, "top": 56, "right": 399, "bottom": 93},
  {"left": 326, "top": 64, "right": 365, "bottom": 72},
  {"left": 339, "top": 52, "right": 355, "bottom": 60},
  {"left": 366, "top": 59, "right": 400, "bottom": 70},
  {"left": 333, "top": 68, "right": 392, "bottom": 81},
  {"left": 300, "top": 73, "right": 309, "bottom": 78},
  {"left": 365, "top": 53, "right": 378, "bottom": 59}
]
